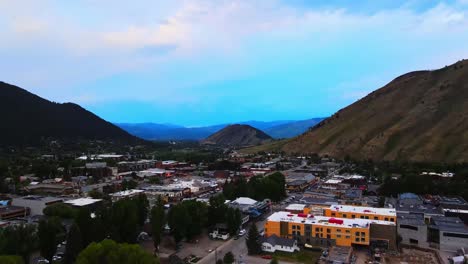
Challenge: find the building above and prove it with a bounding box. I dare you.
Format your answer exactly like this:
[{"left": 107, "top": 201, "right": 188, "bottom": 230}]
[
  {"left": 285, "top": 204, "right": 307, "bottom": 214},
  {"left": 24, "top": 183, "right": 74, "bottom": 195},
  {"left": 12, "top": 196, "right": 63, "bottom": 215},
  {"left": 286, "top": 180, "right": 309, "bottom": 192},
  {"left": 64, "top": 198, "right": 102, "bottom": 210},
  {"left": 397, "top": 213, "right": 428, "bottom": 247},
  {"left": 110, "top": 189, "right": 144, "bottom": 202},
  {"left": 428, "top": 216, "right": 468, "bottom": 252},
  {"left": 327, "top": 246, "right": 353, "bottom": 264},
  {"left": 264, "top": 211, "right": 396, "bottom": 250},
  {"left": 260, "top": 234, "right": 300, "bottom": 253},
  {"left": 0, "top": 205, "right": 30, "bottom": 220},
  {"left": 324, "top": 205, "right": 397, "bottom": 223}
]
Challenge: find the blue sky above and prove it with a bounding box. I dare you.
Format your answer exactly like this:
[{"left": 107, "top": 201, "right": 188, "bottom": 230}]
[{"left": 1, "top": 1, "right": 468, "bottom": 126}]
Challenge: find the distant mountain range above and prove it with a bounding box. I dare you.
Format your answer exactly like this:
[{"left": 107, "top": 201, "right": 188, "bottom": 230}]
[
  {"left": 0, "top": 81, "right": 140, "bottom": 146},
  {"left": 203, "top": 124, "right": 273, "bottom": 146},
  {"left": 280, "top": 59, "right": 468, "bottom": 163},
  {"left": 116, "top": 118, "right": 324, "bottom": 141}
]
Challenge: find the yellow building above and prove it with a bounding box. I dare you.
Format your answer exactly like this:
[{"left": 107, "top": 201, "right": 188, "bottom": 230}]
[
  {"left": 264, "top": 211, "right": 396, "bottom": 248},
  {"left": 324, "top": 205, "right": 397, "bottom": 223}
]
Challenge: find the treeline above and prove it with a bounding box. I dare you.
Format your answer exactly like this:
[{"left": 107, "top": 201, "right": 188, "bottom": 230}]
[
  {"left": 0, "top": 193, "right": 150, "bottom": 264},
  {"left": 223, "top": 172, "right": 286, "bottom": 202},
  {"left": 164, "top": 195, "right": 242, "bottom": 246}
]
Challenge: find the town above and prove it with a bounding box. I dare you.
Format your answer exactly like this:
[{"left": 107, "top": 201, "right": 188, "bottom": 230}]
[{"left": 1, "top": 145, "right": 467, "bottom": 264}]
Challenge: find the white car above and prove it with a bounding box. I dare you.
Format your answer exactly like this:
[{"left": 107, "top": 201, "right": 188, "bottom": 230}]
[{"left": 238, "top": 229, "right": 246, "bottom": 236}]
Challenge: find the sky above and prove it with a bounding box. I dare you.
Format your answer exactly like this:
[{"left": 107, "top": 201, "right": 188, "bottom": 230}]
[{"left": 2, "top": 0, "right": 468, "bottom": 126}]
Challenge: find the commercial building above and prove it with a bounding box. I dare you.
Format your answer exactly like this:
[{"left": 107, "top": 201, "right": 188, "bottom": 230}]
[
  {"left": 110, "top": 189, "right": 144, "bottom": 202},
  {"left": 0, "top": 205, "right": 30, "bottom": 220},
  {"left": 264, "top": 211, "right": 396, "bottom": 250},
  {"left": 397, "top": 213, "right": 428, "bottom": 247},
  {"left": 428, "top": 216, "right": 468, "bottom": 252},
  {"left": 324, "top": 205, "right": 397, "bottom": 223},
  {"left": 286, "top": 180, "right": 310, "bottom": 192},
  {"left": 64, "top": 198, "right": 102, "bottom": 210},
  {"left": 12, "top": 196, "right": 63, "bottom": 215}
]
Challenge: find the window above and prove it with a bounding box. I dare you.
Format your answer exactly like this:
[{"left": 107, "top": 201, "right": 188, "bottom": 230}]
[
  {"left": 355, "top": 238, "right": 360, "bottom": 242},
  {"left": 327, "top": 229, "right": 331, "bottom": 233},
  {"left": 409, "top": 239, "right": 418, "bottom": 244},
  {"left": 361, "top": 232, "right": 365, "bottom": 236},
  {"left": 374, "top": 217, "right": 379, "bottom": 220},
  {"left": 400, "top": 225, "right": 418, "bottom": 231},
  {"left": 297, "top": 225, "right": 301, "bottom": 230},
  {"left": 292, "top": 225, "right": 296, "bottom": 230},
  {"left": 345, "top": 230, "right": 350, "bottom": 233},
  {"left": 315, "top": 227, "right": 320, "bottom": 232},
  {"left": 351, "top": 215, "right": 356, "bottom": 218},
  {"left": 355, "top": 232, "right": 360, "bottom": 236},
  {"left": 327, "top": 234, "right": 331, "bottom": 239},
  {"left": 365, "top": 216, "right": 369, "bottom": 219},
  {"left": 337, "top": 235, "right": 341, "bottom": 238},
  {"left": 390, "top": 218, "right": 395, "bottom": 222},
  {"left": 361, "top": 237, "right": 365, "bottom": 242},
  {"left": 343, "top": 214, "right": 347, "bottom": 218},
  {"left": 346, "top": 236, "right": 350, "bottom": 239},
  {"left": 443, "top": 232, "right": 468, "bottom": 239},
  {"left": 384, "top": 217, "right": 389, "bottom": 221},
  {"left": 360, "top": 216, "right": 365, "bottom": 219},
  {"left": 331, "top": 212, "right": 336, "bottom": 216}
]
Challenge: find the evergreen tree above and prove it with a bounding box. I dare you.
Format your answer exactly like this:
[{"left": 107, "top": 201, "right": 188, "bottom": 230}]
[
  {"left": 150, "top": 197, "right": 166, "bottom": 251},
  {"left": 226, "top": 208, "right": 242, "bottom": 236},
  {"left": 64, "top": 223, "right": 83, "bottom": 264},
  {"left": 246, "top": 225, "right": 262, "bottom": 255},
  {"left": 38, "top": 217, "right": 64, "bottom": 262},
  {"left": 223, "top": 252, "right": 235, "bottom": 264}
]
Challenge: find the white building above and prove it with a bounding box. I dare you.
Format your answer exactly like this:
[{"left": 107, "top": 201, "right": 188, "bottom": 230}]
[{"left": 260, "top": 234, "right": 300, "bottom": 253}]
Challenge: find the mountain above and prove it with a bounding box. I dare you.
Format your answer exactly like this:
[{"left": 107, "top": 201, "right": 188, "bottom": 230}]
[
  {"left": 281, "top": 60, "right": 468, "bottom": 163},
  {"left": 0, "top": 81, "right": 140, "bottom": 145},
  {"left": 265, "top": 118, "right": 325, "bottom": 138},
  {"left": 116, "top": 119, "right": 323, "bottom": 140},
  {"left": 203, "top": 124, "right": 273, "bottom": 146}
]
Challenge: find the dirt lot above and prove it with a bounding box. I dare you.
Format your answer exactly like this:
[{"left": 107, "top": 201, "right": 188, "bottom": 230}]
[{"left": 383, "top": 248, "right": 440, "bottom": 264}]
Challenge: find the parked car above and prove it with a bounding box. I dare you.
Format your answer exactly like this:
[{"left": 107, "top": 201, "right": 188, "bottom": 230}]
[
  {"left": 238, "top": 229, "right": 246, "bottom": 236},
  {"left": 261, "top": 255, "right": 272, "bottom": 259}
]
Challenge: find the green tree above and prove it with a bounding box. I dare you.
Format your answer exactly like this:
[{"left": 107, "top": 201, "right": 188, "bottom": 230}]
[
  {"left": 121, "top": 179, "right": 138, "bottom": 190},
  {"left": 64, "top": 223, "right": 83, "bottom": 264},
  {"left": 270, "top": 257, "right": 279, "bottom": 264},
  {"left": 226, "top": 208, "right": 242, "bottom": 236},
  {"left": 136, "top": 193, "right": 150, "bottom": 227},
  {"left": 150, "top": 197, "right": 166, "bottom": 251},
  {"left": 0, "top": 256, "right": 24, "bottom": 264},
  {"left": 0, "top": 224, "right": 37, "bottom": 263},
  {"left": 208, "top": 194, "right": 227, "bottom": 227},
  {"left": 43, "top": 203, "right": 77, "bottom": 219},
  {"left": 223, "top": 252, "right": 235, "bottom": 264},
  {"left": 109, "top": 199, "right": 139, "bottom": 243},
  {"left": 168, "top": 204, "right": 191, "bottom": 245},
  {"left": 38, "top": 216, "right": 64, "bottom": 262},
  {"left": 246, "top": 225, "right": 261, "bottom": 255},
  {"left": 183, "top": 200, "right": 208, "bottom": 240},
  {"left": 76, "top": 239, "right": 158, "bottom": 264}
]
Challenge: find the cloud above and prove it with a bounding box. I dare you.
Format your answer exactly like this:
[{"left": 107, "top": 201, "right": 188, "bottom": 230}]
[{"left": 1, "top": 0, "right": 468, "bottom": 116}]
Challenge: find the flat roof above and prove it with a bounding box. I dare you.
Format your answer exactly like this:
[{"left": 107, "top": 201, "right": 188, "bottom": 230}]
[
  {"left": 267, "top": 211, "right": 395, "bottom": 228},
  {"left": 328, "top": 205, "right": 396, "bottom": 217},
  {"left": 233, "top": 197, "right": 257, "bottom": 205},
  {"left": 324, "top": 179, "right": 342, "bottom": 184},
  {"left": 110, "top": 189, "right": 144, "bottom": 197},
  {"left": 285, "top": 204, "right": 306, "bottom": 211},
  {"left": 64, "top": 198, "right": 102, "bottom": 207}
]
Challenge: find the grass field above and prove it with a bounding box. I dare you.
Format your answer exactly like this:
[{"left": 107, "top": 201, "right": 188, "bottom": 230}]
[{"left": 273, "top": 250, "right": 321, "bottom": 264}]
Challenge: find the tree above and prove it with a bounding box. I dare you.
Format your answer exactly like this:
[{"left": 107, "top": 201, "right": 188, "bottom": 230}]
[
  {"left": 109, "top": 199, "right": 139, "bottom": 243},
  {"left": 223, "top": 252, "right": 235, "bottom": 264},
  {"left": 64, "top": 223, "right": 83, "bottom": 264},
  {"left": 76, "top": 239, "right": 158, "bottom": 264},
  {"left": 246, "top": 225, "right": 261, "bottom": 255},
  {"left": 135, "top": 193, "right": 150, "bottom": 227},
  {"left": 38, "top": 217, "right": 64, "bottom": 262},
  {"left": 0, "top": 224, "right": 37, "bottom": 263},
  {"left": 121, "top": 179, "right": 138, "bottom": 190},
  {"left": 270, "top": 257, "right": 279, "bottom": 264},
  {"left": 216, "top": 259, "right": 223, "bottom": 264},
  {"left": 168, "top": 204, "right": 191, "bottom": 245},
  {"left": 226, "top": 208, "right": 242, "bottom": 236},
  {"left": 208, "top": 194, "right": 227, "bottom": 227},
  {"left": 150, "top": 197, "right": 166, "bottom": 251},
  {"left": 43, "top": 203, "right": 77, "bottom": 219},
  {"left": 0, "top": 256, "right": 24, "bottom": 264}
]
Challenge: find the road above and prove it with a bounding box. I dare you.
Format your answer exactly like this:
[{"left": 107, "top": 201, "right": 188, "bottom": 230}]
[{"left": 198, "top": 219, "right": 277, "bottom": 264}]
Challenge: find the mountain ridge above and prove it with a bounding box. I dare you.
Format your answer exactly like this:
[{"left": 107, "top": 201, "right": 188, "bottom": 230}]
[
  {"left": 0, "top": 81, "right": 141, "bottom": 146},
  {"left": 281, "top": 59, "right": 468, "bottom": 163},
  {"left": 203, "top": 124, "right": 273, "bottom": 146}
]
